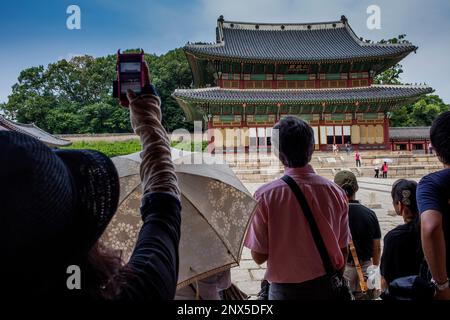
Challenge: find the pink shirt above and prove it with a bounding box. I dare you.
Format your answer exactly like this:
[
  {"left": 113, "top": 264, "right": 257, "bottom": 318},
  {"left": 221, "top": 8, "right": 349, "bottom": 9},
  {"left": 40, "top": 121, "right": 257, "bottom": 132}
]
[{"left": 244, "top": 165, "right": 350, "bottom": 284}]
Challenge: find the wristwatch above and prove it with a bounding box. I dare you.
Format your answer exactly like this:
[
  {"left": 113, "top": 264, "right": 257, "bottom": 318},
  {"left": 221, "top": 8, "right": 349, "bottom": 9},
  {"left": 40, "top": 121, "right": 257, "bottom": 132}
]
[{"left": 431, "top": 278, "right": 449, "bottom": 291}]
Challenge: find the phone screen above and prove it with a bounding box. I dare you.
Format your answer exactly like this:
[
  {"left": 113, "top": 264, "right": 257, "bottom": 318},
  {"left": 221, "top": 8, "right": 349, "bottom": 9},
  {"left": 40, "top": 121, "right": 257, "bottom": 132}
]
[{"left": 120, "top": 62, "right": 141, "bottom": 73}]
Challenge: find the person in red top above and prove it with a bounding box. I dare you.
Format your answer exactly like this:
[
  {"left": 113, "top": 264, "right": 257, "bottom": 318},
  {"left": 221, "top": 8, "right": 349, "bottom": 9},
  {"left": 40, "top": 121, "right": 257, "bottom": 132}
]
[
  {"left": 355, "top": 152, "right": 361, "bottom": 167},
  {"left": 382, "top": 162, "right": 389, "bottom": 178}
]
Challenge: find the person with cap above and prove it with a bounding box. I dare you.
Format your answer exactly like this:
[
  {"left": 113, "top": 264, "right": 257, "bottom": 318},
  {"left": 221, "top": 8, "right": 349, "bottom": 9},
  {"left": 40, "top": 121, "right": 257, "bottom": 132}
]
[
  {"left": 0, "top": 63, "right": 181, "bottom": 300},
  {"left": 334, "top": 170, "right": 382, "bottom": 300}
]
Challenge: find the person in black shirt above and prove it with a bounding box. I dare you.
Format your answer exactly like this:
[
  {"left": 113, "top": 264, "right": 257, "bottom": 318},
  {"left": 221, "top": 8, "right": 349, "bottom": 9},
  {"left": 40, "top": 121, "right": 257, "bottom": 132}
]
[
  {"left": 0, "top": 63, "right": 181, "bottom": 300},
  {"left": 418, "top": 111, "right": 450, "bottom": 300},
  {"left": 334, "top": 170, "right": 382, "bottom": 299},
  {"left": 380, "top": 179, "right": 423, "bottom": 293}
]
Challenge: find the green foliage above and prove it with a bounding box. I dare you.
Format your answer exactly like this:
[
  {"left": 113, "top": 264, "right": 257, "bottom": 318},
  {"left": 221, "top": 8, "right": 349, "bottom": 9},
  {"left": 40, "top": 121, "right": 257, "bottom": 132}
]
[
  {"left": 374, "top": 35, "right": 449, "bottom": 127},
  {"left": 1, "top": 48, "right": 192, "bottom": 134},
  {"left": 63, "top": 139, "right": 208, "bottom": 158},
  {"left": 170, "top": 140, "right": 208, "bottom": 151},
  {"left": 390, "top": 95, "right": 450, "bottom": 127},
  {"left": 63, "top": 139, "right": 141, "bottom": 158}
]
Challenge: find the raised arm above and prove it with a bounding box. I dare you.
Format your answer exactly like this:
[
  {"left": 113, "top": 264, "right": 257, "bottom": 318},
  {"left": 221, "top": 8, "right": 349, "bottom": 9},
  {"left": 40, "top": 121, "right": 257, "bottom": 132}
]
[{"left": 117, "top": 66, "right": 181, "bottom": 300}]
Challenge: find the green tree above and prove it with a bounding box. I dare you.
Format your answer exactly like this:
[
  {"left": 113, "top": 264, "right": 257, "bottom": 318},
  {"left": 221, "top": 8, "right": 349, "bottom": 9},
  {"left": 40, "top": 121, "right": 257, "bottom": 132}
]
[
  {"left": 0, "top": 48, "right": 193, "bottom": 134},
  {"left": 373, "top": 35, "right": 449, "bottom": 127}
]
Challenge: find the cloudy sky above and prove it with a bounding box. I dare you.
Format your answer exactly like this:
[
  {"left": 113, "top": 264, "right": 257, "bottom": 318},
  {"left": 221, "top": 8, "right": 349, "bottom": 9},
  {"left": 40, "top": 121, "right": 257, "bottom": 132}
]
[{"left": 1, "top": 0, "right": 449, "bottom": 102}]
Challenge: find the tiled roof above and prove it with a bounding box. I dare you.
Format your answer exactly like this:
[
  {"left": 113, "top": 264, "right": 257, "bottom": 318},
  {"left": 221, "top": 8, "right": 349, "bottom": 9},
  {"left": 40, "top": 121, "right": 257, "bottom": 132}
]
[
  {"left": 389, "top": 127, "right": 430, "bottom": 140},
  {"left": 0, "top": 115, "right": 72, "bottom": 147},
  {"left": 173, "top": 85, "right": 433, "bottom": 105},
  {"left": 185, "top": 16, "right": 416, "bottom": 63}
]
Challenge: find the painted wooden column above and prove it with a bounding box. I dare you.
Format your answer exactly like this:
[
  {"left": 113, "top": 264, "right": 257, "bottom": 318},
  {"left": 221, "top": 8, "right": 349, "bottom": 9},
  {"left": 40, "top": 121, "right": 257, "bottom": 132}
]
[
  {"left": 272, "top": 63, "right": 277, "bottom": 89},
  {"left": 383, "top": 115, "right": 390, "bottom": 150},
  {"left": 207, "top": 115, "right": 214, "bottom": 153}
]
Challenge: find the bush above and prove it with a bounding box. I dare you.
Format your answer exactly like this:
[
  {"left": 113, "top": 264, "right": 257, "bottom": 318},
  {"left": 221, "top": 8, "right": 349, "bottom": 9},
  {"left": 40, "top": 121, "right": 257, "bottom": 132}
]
[
  {"left": 63, "top": 139, "right": 141, "bottom": 158},
  {"left": 64, "top": 139, "right": 208, "bottom": 158},
  {"left": 170, "top": 140, "right": 208, "bottom": 151}
]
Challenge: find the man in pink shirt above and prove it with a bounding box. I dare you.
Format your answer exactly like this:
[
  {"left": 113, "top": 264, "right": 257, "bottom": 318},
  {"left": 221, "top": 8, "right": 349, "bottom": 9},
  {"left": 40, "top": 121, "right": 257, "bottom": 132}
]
[{"left": 244, "top": 116, "right": 350, "bottom": 300}]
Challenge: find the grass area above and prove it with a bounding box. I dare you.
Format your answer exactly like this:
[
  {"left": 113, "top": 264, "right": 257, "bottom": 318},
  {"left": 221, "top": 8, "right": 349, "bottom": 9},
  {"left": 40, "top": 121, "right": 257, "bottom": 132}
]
[
  {"left": 64, "top": 139, "right": 142, "bottom": 158},
  {"left": 64, "top": 139, "right": 208, "bottom": 158},
  {"left": 170, "top": 140, "right": 208, "bottom": 152}
]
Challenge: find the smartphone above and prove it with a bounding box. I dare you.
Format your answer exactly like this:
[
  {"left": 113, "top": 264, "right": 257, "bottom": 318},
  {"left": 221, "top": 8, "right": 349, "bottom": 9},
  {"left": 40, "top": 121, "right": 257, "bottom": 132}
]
[{"left": 113, "top": 49, "right": 145, "bottom": 107}]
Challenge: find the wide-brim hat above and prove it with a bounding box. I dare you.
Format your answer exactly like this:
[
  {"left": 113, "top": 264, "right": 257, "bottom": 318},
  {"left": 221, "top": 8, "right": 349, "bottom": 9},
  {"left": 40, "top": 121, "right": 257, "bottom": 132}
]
[{"left": 0, "top": 131, "right": 120, "bottom": 266}]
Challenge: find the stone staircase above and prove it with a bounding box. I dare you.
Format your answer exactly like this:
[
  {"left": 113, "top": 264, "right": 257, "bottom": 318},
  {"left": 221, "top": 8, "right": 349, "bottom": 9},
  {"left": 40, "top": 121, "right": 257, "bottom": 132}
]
[{"left": 226, "top": 152, "right": 443, "bottom": 183}]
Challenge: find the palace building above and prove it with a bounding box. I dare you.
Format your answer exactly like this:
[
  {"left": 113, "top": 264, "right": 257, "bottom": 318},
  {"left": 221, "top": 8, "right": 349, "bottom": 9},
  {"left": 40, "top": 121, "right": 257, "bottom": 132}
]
[
  {"left": 0, "top": 115, "right": 71, "bottom": 148},
  {"left": 173, "top": 15, "right": 433, "bottom": 153}
]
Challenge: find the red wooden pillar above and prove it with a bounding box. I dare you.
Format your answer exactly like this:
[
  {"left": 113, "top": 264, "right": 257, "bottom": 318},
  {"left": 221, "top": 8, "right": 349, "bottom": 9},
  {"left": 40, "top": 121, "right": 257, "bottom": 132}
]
[
  {"left": 272, "top": 63, "right": 277, "bottom": 89},
  {"left": 383, "top": 116, "right": 390, "bottom": 150},
  {"left": 207, "top": 120, "right": 214, "bottom": 154}
]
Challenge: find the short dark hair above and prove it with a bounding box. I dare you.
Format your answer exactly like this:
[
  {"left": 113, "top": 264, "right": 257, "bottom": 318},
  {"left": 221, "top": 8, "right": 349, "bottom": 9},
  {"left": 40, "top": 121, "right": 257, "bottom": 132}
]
[
  {"left": 272, "top": 116, "right": 314, "bottom": 167},
  {"left": 431, "top": 111, "right": 450, "bottom": 165}
]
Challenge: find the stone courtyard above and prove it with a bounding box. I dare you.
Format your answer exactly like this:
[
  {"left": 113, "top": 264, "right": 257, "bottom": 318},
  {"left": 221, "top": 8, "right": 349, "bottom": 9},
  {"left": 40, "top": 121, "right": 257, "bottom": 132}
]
[{"left": 233, "top": 177, "right": 414, "bottom": 298}]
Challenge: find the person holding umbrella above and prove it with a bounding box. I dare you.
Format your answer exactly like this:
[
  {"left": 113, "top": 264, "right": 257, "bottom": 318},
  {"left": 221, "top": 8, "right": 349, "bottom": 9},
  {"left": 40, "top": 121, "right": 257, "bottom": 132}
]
[{"left": 0, "top": 63, "right": 182, "bottom": 300}]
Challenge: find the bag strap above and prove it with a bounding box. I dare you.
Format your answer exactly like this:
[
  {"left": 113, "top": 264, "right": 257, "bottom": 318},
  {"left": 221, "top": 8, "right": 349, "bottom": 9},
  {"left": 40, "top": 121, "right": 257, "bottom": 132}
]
[
  {"left": 281, "top": 175, "right": 335, "bottom": 275},
  {"left": 349, "top": 240, "right": 368, "bottom": 293}
]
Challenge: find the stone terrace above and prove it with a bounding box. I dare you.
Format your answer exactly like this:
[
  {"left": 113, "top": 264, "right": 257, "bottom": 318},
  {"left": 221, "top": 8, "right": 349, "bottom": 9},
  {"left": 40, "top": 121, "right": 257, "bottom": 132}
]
[{"left": 227, "top": 151, "right": 442, "bottom": 183}]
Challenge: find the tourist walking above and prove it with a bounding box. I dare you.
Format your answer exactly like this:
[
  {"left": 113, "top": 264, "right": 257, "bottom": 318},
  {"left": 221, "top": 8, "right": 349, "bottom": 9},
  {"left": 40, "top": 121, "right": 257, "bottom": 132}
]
[
  {"left": 332, "top": 143, "right": 338, "bottom": 156},
  {"left": 0, "top": 65, "right": 182, "bottom": 300},
  {"left": 355, "top": 152, "right": 361, "bottom": 167},
  {"left": 418, "top": 111, "right": 450, "bottom": 300},
  {"left": 334, "top": 171, "right": 382, "bottom": 300},
  {"left": 245, "top": 116, "right": 350, "bottom": 300},
  {"left": 382, "top": 162, "right": 389, "bottom": 178},
  {"left": 380, "top": 180, "right": 423, "bottom": 293},
  {"left": 345, "top": 143, "right": 351, "bottom": 156},
  {"left": 374, "top": 166, "right": 380, "bottom": 178}
]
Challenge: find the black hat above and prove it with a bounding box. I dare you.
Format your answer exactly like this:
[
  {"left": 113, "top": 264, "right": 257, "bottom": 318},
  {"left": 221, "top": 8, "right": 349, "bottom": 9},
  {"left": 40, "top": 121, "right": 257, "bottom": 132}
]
[{"left": 0, "top": 131, "right": 120, "bottom": 271}]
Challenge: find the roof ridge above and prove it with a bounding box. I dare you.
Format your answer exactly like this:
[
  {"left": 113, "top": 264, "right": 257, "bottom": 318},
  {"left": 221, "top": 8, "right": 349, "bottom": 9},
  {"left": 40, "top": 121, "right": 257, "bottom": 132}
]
[
  {"left": 221, "top": 19, "right": 345, "bottom": 31},
  {"left": 0, "top": 114, "right": 71, "bottom": 146},
  {"left": 344, "top": 23, "right": 416, "bottom": 49}
]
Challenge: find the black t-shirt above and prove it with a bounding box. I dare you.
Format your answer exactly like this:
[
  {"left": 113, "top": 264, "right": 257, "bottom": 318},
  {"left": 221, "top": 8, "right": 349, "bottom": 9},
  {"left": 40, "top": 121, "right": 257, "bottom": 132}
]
[
  {"left": 417, "top": 168, "right": 450, "bottom": 276},
  {"left": 348, "top": 201, "right": 382, "bottom": 262},
  {"left": 380, "top": 221, "right": 423, "bottom": 284}
]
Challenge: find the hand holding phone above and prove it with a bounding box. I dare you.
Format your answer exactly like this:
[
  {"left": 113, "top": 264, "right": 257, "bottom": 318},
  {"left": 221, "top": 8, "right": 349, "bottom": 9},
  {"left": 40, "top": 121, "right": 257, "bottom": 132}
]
[{"left": 113, "top": 49, "right": 151, "bottom": 107}]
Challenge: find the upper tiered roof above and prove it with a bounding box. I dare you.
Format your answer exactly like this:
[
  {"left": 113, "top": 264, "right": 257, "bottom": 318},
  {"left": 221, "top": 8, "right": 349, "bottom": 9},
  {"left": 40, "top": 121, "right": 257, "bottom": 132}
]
[
  {"left": 185, "top": 15, "right": 416, "bottom": 65},
  {"left": 0, "top": 115, "right": 71, "bottom": 147}
]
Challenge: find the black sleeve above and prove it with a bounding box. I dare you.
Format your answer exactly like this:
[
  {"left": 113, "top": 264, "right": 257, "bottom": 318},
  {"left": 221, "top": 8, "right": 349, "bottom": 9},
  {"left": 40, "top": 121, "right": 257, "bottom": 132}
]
[
  {"left": 370, "top": 211, "right": 382, "bottom": 239},
  {"left": 380, "top": 232, "right": 397, "bottom": 284},
  {"left": 117, "top": 192, "right": 181, "bottom": 300}
]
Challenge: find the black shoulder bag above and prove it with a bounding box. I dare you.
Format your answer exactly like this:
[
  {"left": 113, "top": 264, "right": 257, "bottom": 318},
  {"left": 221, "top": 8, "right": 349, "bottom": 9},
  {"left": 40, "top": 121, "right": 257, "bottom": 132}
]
[{"left": 281, "top": 175, "right": 353, "bottom": 300}]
